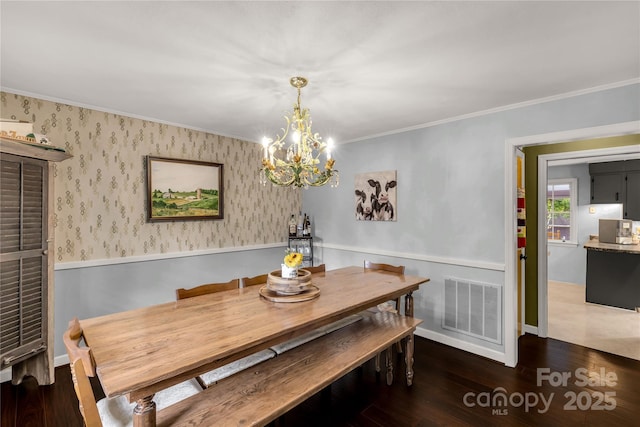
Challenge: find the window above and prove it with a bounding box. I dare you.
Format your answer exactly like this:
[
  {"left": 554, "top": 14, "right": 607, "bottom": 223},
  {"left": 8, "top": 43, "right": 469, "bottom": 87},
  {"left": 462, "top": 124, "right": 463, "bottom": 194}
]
[{"left": 546, "top": 178, "right": 577, "bottom": 243}]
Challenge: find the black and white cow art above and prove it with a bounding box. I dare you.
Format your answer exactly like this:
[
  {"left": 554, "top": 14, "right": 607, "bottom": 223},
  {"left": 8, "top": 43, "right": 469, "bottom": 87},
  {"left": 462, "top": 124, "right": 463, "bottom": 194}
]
[{"left": 354, "top": 170, "right": 397, "bottom": 221}]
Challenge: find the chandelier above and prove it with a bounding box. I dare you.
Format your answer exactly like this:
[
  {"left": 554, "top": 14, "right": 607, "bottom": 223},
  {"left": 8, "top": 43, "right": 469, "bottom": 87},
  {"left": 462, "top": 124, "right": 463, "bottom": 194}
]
[{"left": 259, "top": 76, "right": 338, "bottom": 188}]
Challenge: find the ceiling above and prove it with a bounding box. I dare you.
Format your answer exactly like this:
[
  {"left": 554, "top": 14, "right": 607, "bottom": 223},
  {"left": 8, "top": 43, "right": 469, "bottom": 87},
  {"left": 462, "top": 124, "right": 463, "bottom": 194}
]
[{"left": 1, "top": 1, "right": 638, "bottom": 144}]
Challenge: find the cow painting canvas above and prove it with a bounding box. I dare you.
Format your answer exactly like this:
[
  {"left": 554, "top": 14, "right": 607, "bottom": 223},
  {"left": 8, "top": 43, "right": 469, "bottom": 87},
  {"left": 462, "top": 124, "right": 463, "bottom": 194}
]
[{"left": 354, "top": 170, "right": 397, "bottom": 221}]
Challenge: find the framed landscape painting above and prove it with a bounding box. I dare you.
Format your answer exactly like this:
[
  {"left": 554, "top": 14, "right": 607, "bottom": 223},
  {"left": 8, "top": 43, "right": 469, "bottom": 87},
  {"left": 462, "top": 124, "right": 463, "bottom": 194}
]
[{"left": 146, "top": 156, "right": 224, "bottom": 221}]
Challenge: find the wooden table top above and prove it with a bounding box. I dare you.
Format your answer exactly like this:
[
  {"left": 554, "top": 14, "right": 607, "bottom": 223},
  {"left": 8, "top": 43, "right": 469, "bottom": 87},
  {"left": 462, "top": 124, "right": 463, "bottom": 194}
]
[{"left": 80, "top": 266, "right": 430, "bottom": 401}]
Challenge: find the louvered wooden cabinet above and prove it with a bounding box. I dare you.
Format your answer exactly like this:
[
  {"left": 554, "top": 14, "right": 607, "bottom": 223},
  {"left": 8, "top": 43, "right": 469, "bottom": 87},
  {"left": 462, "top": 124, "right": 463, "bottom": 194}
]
[{"left": 0, "top": 138, "right": 71, "bottom": 385}]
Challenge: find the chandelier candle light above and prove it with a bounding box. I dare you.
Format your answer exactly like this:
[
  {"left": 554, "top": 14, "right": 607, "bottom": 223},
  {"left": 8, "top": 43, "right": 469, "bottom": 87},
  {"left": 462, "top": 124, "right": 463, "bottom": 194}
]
[{"left": 260, "top": 76, "right": 339, "bottom": 188}]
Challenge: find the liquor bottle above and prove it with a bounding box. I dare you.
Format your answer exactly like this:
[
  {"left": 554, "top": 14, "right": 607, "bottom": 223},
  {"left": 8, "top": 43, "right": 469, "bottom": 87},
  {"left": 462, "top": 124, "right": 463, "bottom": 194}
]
[
  {"left": 305, "top": 214, "right": 312, "bottom": 237},
  {"left": 288, "top": 214, "right": 297, "bottom": 237},
  {"left": 297, "top": 211, "right": 303, "bottom": 237},
  {"left": 302, "top": 213, "right": 308, "bottom": 236}
]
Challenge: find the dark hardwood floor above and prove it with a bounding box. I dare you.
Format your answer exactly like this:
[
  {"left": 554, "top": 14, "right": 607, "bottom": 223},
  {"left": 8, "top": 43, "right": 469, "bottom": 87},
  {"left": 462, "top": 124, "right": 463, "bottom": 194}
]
[{"left": 2, "top": 334, "right": 639, "bottom": 426}]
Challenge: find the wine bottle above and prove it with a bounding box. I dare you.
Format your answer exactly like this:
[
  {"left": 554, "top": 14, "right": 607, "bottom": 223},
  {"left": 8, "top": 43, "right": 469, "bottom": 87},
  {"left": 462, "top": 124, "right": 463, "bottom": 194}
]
[
  {"left": 303, "top": 213, "right": 311, "bottom": 236},
  {"left": 305, "top": 214, "right": 312, "bottom": 237},
  {"left": 288, "top": 214, "right": 297, "bottom": 237}
]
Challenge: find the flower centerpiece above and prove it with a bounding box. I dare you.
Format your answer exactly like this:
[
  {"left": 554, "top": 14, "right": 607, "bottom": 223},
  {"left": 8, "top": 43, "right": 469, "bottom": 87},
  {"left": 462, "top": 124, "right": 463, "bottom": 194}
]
[
  {"left": 282, "top": 249, "right": 303, "bottom": 279},
  {"left": 266, "top": 249, "right": 313, "bottom": 296}
]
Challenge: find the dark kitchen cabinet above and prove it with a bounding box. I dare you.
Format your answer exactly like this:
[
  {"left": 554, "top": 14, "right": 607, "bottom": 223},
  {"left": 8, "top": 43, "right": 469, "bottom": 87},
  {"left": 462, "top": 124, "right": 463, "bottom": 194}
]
[
  {"left": 589, "top": 159, "right": 640, "bottom": 220},
  {"left": 590, "top": 173, "right": 624, "bottom": 203},
  {"left": 626, "top": 171, "right": 640, "bottom": 220}
]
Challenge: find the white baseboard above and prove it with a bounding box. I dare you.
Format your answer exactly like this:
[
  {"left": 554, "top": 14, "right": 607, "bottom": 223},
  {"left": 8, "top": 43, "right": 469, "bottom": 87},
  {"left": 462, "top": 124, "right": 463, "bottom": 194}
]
[
  {"left": 415, "top": 326, "right": 506, "bottom": 365},
  {"left": 523, "top": 324, "right": 539, "bottom": 335}
]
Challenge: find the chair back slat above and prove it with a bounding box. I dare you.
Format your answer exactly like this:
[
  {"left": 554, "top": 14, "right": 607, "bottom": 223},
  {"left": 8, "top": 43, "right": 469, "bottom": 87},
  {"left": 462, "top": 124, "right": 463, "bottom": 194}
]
[
  {"left": 364, "top": 261, "right": 405, "bottom": 311},
  {"left": 241, "top": 274, "right": 268, "bottom": 287},
  {"left": 364, "top": 261, "right": 405, "bottom": 275},
  {"left": 63, "top": 317, "right": 96, "bottom": 376},
  {"left": 63, "top": 317, "right": 102, "bottom": 427},
  {"left": 71, "top": 358, "right": 103, "bottom": 427},
  {"left": 304, "top": 264, "right": 326, "bottom": 274},
  {"left": 176, "top": 279, "right": 240, "bottom": 300}
]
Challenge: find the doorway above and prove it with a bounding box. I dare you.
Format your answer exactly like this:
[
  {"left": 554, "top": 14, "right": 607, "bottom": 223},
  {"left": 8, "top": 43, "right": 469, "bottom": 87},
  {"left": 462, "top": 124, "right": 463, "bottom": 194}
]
[
  {"left": 541, "top": 151, "right": 640, "bottom": 360},
  {"left": 536, "top": 146, "right": 640, "bottom": 337},
  {"left": 504, "top": 121, "right": 640, "bottom": 368}
]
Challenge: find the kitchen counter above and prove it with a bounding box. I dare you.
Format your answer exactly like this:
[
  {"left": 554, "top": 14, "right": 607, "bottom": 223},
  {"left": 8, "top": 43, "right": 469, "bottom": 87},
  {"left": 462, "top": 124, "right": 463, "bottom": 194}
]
[
  {"left": 583, "top": 240, "right": 640, "bottom": 255},
  {"left": 583, "top": 239, "right": 640, "bottom": 311}
]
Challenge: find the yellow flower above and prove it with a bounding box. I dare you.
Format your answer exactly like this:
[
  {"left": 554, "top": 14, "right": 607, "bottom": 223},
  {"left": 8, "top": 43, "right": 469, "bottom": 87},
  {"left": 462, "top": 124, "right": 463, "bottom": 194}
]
[
  {"left": 284, "top": 252, "right": 303, "bottom": 268},
  {"left": 325, "top": 158, "right": 335, "bottom": 170},
  {"left": 262, "top": 158, "right": 275, "bottom": 170}
]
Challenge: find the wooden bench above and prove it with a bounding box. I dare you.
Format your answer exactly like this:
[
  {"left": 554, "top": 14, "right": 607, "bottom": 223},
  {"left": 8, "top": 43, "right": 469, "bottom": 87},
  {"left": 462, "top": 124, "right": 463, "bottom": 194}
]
[{"left": 157, "top": 311, "right": 422, "bottom": 427}]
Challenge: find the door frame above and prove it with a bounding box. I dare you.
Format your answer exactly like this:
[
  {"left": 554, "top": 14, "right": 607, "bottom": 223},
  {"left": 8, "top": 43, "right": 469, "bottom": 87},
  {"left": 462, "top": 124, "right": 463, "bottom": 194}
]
[{"left": 504, "top": 120, "right": 640, "bottom": 367}]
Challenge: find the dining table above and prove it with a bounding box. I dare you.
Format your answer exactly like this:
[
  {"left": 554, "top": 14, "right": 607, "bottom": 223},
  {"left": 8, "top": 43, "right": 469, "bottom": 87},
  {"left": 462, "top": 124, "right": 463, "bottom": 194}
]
[{"left": 79, "top": 265, "right": 430, "bottom": 426}]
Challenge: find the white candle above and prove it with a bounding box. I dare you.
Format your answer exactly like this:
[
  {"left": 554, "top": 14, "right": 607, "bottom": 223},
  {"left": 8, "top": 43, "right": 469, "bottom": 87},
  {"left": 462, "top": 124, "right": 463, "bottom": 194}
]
[
  {"left": 327, "top": 138, "right": 334, "bottom": 160},
  {"left": 261, "top": 137, "right": 269, "bottom": 159}
]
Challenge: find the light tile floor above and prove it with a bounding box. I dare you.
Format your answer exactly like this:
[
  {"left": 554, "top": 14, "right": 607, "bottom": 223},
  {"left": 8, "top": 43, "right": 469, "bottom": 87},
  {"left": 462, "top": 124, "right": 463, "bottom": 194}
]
[{"left": 548, "top": 280, "right": 640, "bottom": 361}]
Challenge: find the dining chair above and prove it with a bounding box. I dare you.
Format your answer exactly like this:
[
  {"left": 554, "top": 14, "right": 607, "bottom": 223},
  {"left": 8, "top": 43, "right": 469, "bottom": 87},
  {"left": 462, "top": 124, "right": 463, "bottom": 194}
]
[
  {"left": 175, "top": 278, "right": 240, "bottom": 300},
  {"left": 363, "top": 260, "right": 406, "bottom": 379},
  {"left": 241, "top": 273, "right": 268, "bottom": 287},
  {"left": 175, "top": 280, "right": 276, "bottom": 388},
  {"left": 364, "top": 260, "right": 405, "bottom": 313},
  {"left": 364, "top": 260, "right": 405, "bottom": 275},
  {"left": 63, "top": 318, "right": 202, "bottom": 427},
  {"left": 303, "top": 264, "right": 326, "bottom": 274}
]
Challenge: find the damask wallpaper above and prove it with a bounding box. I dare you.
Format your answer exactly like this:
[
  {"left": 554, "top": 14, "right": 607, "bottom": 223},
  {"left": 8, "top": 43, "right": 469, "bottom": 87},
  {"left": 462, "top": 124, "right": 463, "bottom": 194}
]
[{"left": 1, "top": 92, "right": 300, "bottom": 263}]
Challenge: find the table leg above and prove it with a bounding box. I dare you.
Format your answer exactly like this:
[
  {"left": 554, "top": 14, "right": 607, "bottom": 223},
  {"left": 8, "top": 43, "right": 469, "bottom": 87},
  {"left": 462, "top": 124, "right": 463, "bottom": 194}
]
[
  {"left": 405, "top": 334, "right": 415, "bottom": 386},
  {"left": 385, "top": 346, "right": 394, "bottom": 386},
  {"left": 133, "top": 395, "right": 156, "bottom": 427},
  {"left": 404, "top": 291, "right": 415, "bottom": 386},
  {"left": 405, "top": 291, "right": 414, "bottom": 317}
]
